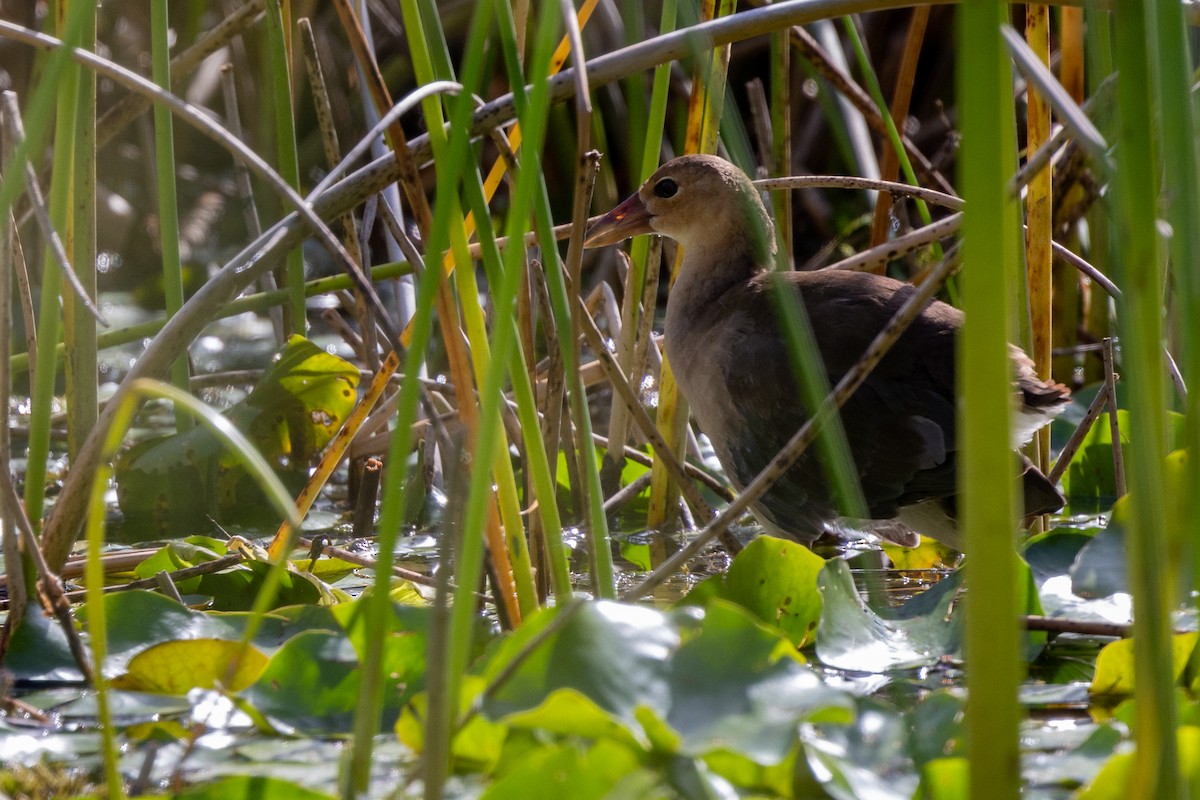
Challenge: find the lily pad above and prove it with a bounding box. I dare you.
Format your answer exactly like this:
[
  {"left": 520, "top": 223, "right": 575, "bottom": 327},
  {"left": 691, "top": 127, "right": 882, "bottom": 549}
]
[
  {"left": 681, "top": 534, "right": 825, "bottom": 646},
  {"left": 1059, "top": 408, "right": 1184, "bottom": 512},
  {"left": 1090, "top": 633, "right": 1199, "bottom": 697},
  {"left": 815, "top": 560, "right": 961, "bottom": 672},
  {"left": 482, "top": 600, "right": 851, "bottom": 767},
  {"left": 240, "top": 630, "right": 365, "bottom": 734},
  {"left": 481, "top": 739, "right": 648, "bottom": 800},
  {"left": 115, "top": 335, "right": 359, "bottom": 531},
  {"left": 111, "top": 639, "right": 268, "bottom": 694}
]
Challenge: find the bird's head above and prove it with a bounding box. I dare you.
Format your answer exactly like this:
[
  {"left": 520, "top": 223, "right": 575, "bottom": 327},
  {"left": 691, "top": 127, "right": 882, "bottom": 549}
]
[{"left": 585, "top": 154, "right": 775, "bottom": 264}]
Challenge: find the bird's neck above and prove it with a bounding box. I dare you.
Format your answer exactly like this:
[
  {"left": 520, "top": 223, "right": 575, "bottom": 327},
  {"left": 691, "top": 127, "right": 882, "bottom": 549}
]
[{"left": 668, "top": 228, "right": 771, "bottom": 317}]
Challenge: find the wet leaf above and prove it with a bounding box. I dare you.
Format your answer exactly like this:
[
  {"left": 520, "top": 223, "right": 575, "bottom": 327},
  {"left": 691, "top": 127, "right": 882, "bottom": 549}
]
[
  {"left": 44, "top": 689, "right": 192, "bottom": 722},
  {"left": 882, "top": 536, "right": 960, "bottom": 569},
  {"left": 194, "top": 560, "right": 325, "bottom": 611},
  {"left": 3, "top": 607, "right": 84, "bottom": 683},
  {"left": 1060, "top": 409, "right": 1184, "bottom": 512},
  {"left": 115, "top": 336, "right": 358, "bottom": 531},
  {"left": 801, "top": 699, "right": 920, "bottom": 799},
  {"left": 331, "top": 595, "right": 430, "bottom": 698},
  {"left": 1023, "top": 527, "right": 1097, "bottom": 588},
  {"left": 1090, "top": 633, "right": 1199, "bottom": 696},
  {"left": 396, "top": 676, "right": 507, "bottom": 770},
  {"left": 680, "top": 534, "right": 825, "bottom": 646},
  {"left": 1023, "top": 724, "right": 1120, "bottom": 791},
  {"left": 77, "top": 591, "right": 288, "bottom": 677},
  {"left": 1070, "top": 453, "right": 1193, "bottom": 602},
  {"left": 916, "top": 757, "right": 969, "bottom": 800},
  {"left": 1077, "top": 726, "right": 1200, "bottom": 799},
  {"left": 482, "top": 600, "right": 850, "bottom": 766},
  {"left": 815, "top": 560, "right": 961, "bottom": 672},
  {"left": 722, "top": 535, "right": 825, "bottom": 646},
  {"left": 666, "top": 601, "right": 851, "bottom": 761},
  {"left": 133, "top": 539, "right": 227, "bottom": 580},
  {"left": 483, "top": 601, "right": 679, "bottom": 730},
  {"left": 239, "top": 630, "right": 367, "bottom": 734},
  {"left": 907, "top": 690, "right": 965, "bottom": 767},
  {"left": 111, "top": 639, "right": 268, "bottom": 693},
  {"left": 482, "top": 739, "right": 647, "bottom": 800}
]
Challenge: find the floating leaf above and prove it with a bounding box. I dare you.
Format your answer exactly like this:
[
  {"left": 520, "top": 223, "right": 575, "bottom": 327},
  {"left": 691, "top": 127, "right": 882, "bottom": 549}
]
[
  {"left": 1060, "top": 409, "right": 1184, "bottom": 512},
  {"left": 1077, "top": 726, "right": 1200, "bottom": 799},
  {"left": 115, "top": 336, "right": 358, "bottom": 531},
  {"left": 194, "top": 560, "right": 325, "bottom": 612},
  {"left": 397, "top": 676, "right": 507, "bottom": 770},
  {"left": 240, "top": 631, "right": 364, "bottom": 734},
  {"left": 907, "top": 690, "right": 966, "bottom": 768},
  {"left": 916, "top": 757, "right": 969, "bottom": 800},
  {"left": 882, "top": 536, "right": 960, "bottom": 570},
  {"left": 482, "top": 600, "right": 850, "bottom": 767},
  {"left": 482, "top": 739, "right": 647, "bottom": 800},
  {"left": 111, "top": 639, "right": 268, "bottom": 693},
  {"left": 722, "top": 536, "right": 826, "bottom": 646},
  {"left": 1070, "top": 452, "right": 1192, "bottom": 602},
  {"left": 1023, "top": 527, "right": 1097, "bottom": 588},
  {"left": 666, "top": 601, "right": 851, "bottom": 762},
  {"left": 1023, "top": 724, "right": 1121, "bottom": 791},
  {"left": 815, "top": 560, "right": 961, "bottom": 672},
  {"left": 484, "top": 601, "right": 678, "bottom": 731},
  {"left": 800, "top": 698, "right": 920, "bottom": 799},
  {"left": 1090, "top": 633, "right": 1199, "bottom": 696},
  {"left": 3, "top": 607, "right": 84, "bottom": 683},
  {"left": 681, "top": 534, "right": 825, "bottom": 647}
]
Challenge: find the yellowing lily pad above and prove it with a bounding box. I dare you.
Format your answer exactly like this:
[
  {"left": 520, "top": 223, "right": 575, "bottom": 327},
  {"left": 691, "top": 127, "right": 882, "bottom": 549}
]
[
  {"left": 1090, "top": 632, "right": 1199, "bottom": 697},
  {"left": 111, "top": 638, "right": 268, "bottom": 694}
]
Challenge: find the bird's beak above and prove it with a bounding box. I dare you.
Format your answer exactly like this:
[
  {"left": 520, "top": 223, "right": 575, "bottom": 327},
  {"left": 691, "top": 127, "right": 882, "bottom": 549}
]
[{"left": 584, "top": 193, "right": 655, "bottom": 248}]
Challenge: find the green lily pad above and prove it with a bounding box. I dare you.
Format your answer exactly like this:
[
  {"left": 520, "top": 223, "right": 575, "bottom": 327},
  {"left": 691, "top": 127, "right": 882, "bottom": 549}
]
[
  {"left": 666, "top": 601, "right": 851, "bottom": 762},
  {"left": 1077, "top": 725, "right": 1200, "bottom": 799},
  {"left": 680, "top": 534, "right": 825, "bottom": 647},
  {"left": 240, "top": 630, "right": 364, "bottom": 734},
  {"left": 115, "top": 335, "right": 359, "bottom": 532},
  {"left": 482, "top": 739, "right": 647, "bottom": 800},
  {"left": 1059, "top": 408, "right": 1184, "bottom": 512},
  {"left": 76, "top": 590, "right": 289, "bottom": 677},
  {"left": 3, "top": 607, "right": 83, "bottom": 683},
  {"left": 482, "top": 599, "right": 851, "bottom": 766}
]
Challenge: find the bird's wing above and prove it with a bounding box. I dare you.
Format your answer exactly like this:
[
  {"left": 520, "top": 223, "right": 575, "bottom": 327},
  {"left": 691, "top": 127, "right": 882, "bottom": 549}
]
[{"left": 717, "top": 272, "right": 961, "bottom": 522}]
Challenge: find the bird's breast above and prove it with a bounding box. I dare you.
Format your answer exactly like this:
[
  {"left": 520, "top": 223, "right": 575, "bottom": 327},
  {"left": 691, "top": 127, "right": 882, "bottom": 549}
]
[{"left": 664, "top": 307, "right": 751, "bottom": 468}]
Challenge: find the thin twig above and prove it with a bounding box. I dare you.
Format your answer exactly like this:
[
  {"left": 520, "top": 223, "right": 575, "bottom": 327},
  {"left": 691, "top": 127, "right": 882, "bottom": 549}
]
[
  {"left": 1047, "top": 376, "right": 1113, "bottom": 486},
  {"left": 1023, "top": 615, "right": 1129, "bottom": 638},
  {"left": 1102, "top": 338, "right": 1126, "bottom": 498},
  {"left": 870, "top": 6, "right": 929, "bottom": 249}
]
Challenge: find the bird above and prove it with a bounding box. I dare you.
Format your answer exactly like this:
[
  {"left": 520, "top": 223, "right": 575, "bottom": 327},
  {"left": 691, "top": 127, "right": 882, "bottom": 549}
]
[{"left": 584, "top": 154, "right": 1070, "bottom": 551}]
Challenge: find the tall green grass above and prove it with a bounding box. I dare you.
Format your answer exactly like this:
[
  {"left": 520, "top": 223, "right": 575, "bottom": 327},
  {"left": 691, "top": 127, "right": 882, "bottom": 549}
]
[{"left": 957, "top": 3, "right": 1022, "bottom": 798}]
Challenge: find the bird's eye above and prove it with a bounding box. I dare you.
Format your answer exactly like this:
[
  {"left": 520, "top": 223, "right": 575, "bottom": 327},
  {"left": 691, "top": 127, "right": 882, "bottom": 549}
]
[{"left": 653, "top": 178, "right": 678, "bottom": 198}]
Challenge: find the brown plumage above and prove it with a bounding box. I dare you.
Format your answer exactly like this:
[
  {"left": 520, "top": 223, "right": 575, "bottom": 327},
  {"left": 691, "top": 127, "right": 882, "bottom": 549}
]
[{"left": 585, "top": 154, "right": 1069, "bottom": 550}]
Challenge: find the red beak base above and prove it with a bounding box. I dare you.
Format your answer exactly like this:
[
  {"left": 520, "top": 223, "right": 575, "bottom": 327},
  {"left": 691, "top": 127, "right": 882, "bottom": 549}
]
[{"left": 584, "top": 193, "right": 655, "bottom": 248}]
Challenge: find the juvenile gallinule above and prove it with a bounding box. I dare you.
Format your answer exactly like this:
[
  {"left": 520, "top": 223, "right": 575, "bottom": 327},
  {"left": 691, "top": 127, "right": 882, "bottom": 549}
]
[{"left": 585, "top": 154, "right": 1069, "bottom": 550}]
